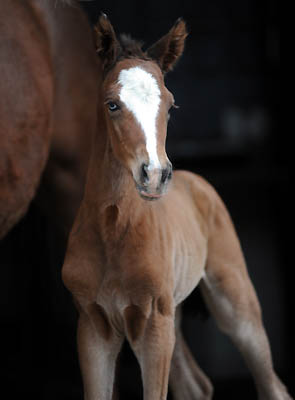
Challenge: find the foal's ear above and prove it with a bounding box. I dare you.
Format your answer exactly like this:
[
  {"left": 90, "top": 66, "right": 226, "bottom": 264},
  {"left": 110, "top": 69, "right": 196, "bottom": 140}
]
[
  {"left": 94, "top": 13, "right": 120, "bottom": 70},
  {"left": 146, "top": 18, "right": 188, "bottom": 74}
]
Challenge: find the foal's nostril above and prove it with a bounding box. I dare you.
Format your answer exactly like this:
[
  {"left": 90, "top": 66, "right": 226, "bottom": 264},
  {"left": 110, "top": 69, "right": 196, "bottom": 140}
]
[
  {"left": 141, "top": 163, "right": 149, "bottom": 183},
  {"left": 161, "top": 169, "right": 169, "bottom": 184},
  {"left": 161, "top": 164, "right": 173, "bottom": 184}
]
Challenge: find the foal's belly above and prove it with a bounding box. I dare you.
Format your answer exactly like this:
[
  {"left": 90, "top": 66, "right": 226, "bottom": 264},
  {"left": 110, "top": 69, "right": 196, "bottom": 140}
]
[
  {"left": 165, "top": 188, "right": 209, "bottom": 306},
  {"left": 172, "top": 228, "right": 207, "bottom": 306}
]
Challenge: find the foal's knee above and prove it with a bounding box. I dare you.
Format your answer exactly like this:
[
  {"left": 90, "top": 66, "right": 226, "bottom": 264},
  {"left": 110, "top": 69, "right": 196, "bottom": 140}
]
[
  {"left": 123, "top": 295, "right": 174, "bottom": 343},
  {"left": 124, "top": 304, "right": 148, "bottom": 342}
]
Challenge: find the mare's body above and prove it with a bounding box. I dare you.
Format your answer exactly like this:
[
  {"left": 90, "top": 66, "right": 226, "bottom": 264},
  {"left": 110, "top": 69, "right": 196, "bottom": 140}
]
[{"left": 0, "top": 0, "right": 99, "bottom": 239}]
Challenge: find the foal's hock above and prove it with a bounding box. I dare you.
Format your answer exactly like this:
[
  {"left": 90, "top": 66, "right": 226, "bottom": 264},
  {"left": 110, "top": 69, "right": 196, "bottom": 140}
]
[{"left": 62, "top": 14, "right": 292, "bottom": 400}]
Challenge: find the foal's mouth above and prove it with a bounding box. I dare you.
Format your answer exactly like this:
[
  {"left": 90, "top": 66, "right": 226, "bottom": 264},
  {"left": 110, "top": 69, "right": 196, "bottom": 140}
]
[
  {"left": 139, "top": 190, "right": 163, "bottom": 201},
  {"left": 135, "top": 183, "right": 165, "bottom": 201}
]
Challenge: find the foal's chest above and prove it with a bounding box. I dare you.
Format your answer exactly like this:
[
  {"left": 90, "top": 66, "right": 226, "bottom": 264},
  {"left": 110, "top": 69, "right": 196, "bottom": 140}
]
[{"left": 97, "top": 199, "right": 208, "bottom": 312}]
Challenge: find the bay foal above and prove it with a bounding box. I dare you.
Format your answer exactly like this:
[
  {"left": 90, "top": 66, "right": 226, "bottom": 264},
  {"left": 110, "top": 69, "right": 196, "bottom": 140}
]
[{"left": 62, "top": 16, "right": 292, "bottom": 400}]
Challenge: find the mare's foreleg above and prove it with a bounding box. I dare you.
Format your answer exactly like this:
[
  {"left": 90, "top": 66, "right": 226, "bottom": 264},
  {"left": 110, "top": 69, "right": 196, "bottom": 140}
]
[
  {"left": 169, "top": 306, "right": 213, "bottom": 400},
  {"left": 201, "top": 200, "right": 292, "bottom": 400}
]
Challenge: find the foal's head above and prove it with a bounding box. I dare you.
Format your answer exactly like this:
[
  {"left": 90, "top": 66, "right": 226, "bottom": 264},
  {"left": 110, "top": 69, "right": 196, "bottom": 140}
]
[{"left": 95, "top": 15, "right": 187, "bottom": 200}]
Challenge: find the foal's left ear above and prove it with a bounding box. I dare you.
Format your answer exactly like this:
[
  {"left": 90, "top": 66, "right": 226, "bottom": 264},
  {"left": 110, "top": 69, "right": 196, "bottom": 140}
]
[
  {"left": 146, "top": 18, "right": 188, "bottom": 74},
  {"left": 94, "top": 13, "right": 120, "bottom": 71}
]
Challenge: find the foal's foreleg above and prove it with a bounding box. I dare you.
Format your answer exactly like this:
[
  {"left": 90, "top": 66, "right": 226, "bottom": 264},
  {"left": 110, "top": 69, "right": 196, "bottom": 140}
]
[
  {"left": 169, "top": 306, "right": 213, "bottom": 400},
  {"left": 201, "top": 201, "right": 292, "bottom": 400},
  {"left": 77, "top": 304, "right": 123, "bottom": 400},
  {"left": 124, "top": 302, "right": 175, "bottom": 400}
]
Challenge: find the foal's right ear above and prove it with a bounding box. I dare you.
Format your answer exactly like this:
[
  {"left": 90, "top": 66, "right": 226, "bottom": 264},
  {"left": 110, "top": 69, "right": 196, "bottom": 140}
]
[{"left": 94, "top": 13, "right": 120, "bottom": 71}]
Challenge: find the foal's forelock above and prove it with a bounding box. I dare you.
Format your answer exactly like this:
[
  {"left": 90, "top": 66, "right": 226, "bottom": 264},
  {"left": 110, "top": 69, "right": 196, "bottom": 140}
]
[{"left": 118, "top": 66, "right": 162, "bottom": 169}]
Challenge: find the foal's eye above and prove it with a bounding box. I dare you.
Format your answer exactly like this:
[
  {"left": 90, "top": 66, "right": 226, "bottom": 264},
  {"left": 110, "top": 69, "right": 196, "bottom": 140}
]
[{"left": 107, "top": 101, "right": 120, "bottom": 112}]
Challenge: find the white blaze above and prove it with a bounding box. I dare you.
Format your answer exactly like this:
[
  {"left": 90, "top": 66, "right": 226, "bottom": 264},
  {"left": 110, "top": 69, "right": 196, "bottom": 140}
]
[{"left": 118, "top": 66, "right": 161, "bottom": 168}]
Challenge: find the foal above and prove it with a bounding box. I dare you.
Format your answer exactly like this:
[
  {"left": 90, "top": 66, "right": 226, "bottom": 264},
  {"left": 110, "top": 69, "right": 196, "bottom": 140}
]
[{"left": 62, "top": 16, "right": 292, "bottom": 400}]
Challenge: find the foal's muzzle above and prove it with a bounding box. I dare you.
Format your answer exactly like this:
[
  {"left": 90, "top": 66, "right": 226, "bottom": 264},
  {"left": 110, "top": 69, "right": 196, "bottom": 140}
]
[{"left": 136, "top": 162, "right": 172, "bottom": 200}]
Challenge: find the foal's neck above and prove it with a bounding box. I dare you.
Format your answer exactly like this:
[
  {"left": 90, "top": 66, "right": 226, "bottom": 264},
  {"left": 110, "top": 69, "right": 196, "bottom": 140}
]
[{"left": 86, "top": 126, "right": 144, "bottom": 237}]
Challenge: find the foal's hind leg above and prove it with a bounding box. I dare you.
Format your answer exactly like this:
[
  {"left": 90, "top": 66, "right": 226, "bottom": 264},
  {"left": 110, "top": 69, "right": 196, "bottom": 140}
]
[
  {"left": 200, "top": 199, "right": 292, "bottom": 400},
  {"left": 169, "top": 306, "right": 213, "bottom": 400}
]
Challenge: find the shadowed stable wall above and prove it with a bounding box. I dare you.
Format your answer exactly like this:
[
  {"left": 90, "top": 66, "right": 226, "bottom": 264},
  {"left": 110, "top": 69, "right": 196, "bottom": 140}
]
[{"left": 1, "top": 1, "right": 291, "bottom": 399}]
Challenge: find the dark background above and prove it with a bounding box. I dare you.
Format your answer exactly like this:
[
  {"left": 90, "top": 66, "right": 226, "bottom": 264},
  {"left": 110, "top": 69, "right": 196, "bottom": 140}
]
[{"left": 1, "top": 0, "right": 291, "bottom": 399}]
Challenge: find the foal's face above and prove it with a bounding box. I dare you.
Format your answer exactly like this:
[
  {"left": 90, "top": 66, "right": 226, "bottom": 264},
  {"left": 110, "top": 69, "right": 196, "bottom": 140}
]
[{"left": 103, "top": 59, "right": 174, "bottom": 200}]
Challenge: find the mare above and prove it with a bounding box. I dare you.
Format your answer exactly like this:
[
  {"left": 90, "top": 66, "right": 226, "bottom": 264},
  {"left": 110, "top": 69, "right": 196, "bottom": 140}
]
[
  {"left": 62, "top": 15, "right": 293, "bottom": 400},
  {"left": 0, "top": 0, "right": 100, "bottom": 240}
]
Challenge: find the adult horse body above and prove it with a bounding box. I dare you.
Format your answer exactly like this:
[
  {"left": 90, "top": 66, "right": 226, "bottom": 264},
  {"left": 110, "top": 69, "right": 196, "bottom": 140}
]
[
  {"left": 62, "top": 16, "right": 292, "bottom": 400},
  {"left": 0, "top": 0, "right": 99, "bottom": 239}
]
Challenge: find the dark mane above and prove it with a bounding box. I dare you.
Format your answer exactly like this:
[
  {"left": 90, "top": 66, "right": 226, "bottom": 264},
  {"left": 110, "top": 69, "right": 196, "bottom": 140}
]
[{"left": 118, "top": 34, "right": 150, "bottom": 60}]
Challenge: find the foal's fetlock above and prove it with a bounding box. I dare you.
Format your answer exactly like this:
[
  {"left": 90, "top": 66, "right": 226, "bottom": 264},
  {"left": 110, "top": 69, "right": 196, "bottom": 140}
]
[
  {"left": 202, "top": 379, "right": 214, "bottom": 400},
  {"left": 197, "top": 379, "right": 214, "bottom": 400},
  {"left": 272, "top": 375, "right": 293, "bottom": 400},
  {"left": 258, "top": 376, "right": 294, "bottom": 400}
]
